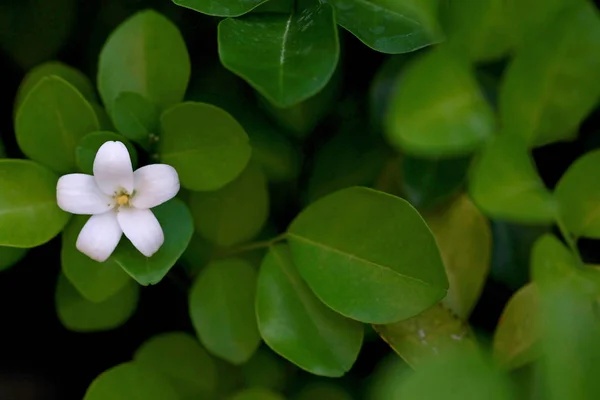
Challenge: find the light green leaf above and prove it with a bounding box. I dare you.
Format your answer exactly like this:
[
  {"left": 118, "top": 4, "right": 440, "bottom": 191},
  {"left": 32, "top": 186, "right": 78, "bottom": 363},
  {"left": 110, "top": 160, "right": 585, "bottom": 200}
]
[
  {"left": 468, "top": 134, "right": 556, "bottom": 224},
  {"left": 97, "top": 9, "right": 190, "bottom": 112},
  {"left": 554, "top": 149, "right": 600, "bottom": 239},
  {"left": 287, "top": 186, "right": 448, "bottom": 324},
  {"left": 385, "top": 48, "right": 494, "bottom": 157},
  {"left": 159, "top": 102, "right": 251, "bottom": 191},
  {"left": 15, "top": 76, "right": 100, "bottom": 173},
  {"left": 134, "top": 331, "right": 218, "bottom": 400},
  {"left": 83, "top": 362, "right": 179, "bottom": 400},
  {"left": 256, "top": 244, "right": 363, "bottom": 377},
  {"left": 61, "top": 215, "right": 131, "bottom": 303},
  {"left": 112, "top": 198, "right": 194, "bottom": 285},
  {"left": 0, "top": 159, "right": 70, "bottom": 247},
  {"left": 492, "top": 283, "right": 541, "bottom": 370},
  {"left": 218, "top": 1, "right": 339, "bottom": 108},
  {"left": 56, "top": 272, "right": 138, "bottom": 332},
  {"left": 76, "top": 132, "right": 138, "bottom": 175},
  {"left": 228, "top": 388, "right": 285, "bottom": 400},
  {"left": 188, "top": 162, "right": 269, "bottom": 247},
  {"left": 499, "top": 2, "right": 600, "bottom": 147},
  {"left": 189, "top": 258, "right": 261, "bottom": 364},
  {"left": 173, "top": 0, "right": 268, "bottom": 17},
  {"left": 424, "top": 195, "right": 491, "bottom": 319},
  {"left": 0, "top": 246, "right": 28, "bottom": 271},
  {"left": 111, "top": 92, "right": 159, "bottom": 148},
  {"left": 327, "top": 0, "right": 442, "bottom": 54}
]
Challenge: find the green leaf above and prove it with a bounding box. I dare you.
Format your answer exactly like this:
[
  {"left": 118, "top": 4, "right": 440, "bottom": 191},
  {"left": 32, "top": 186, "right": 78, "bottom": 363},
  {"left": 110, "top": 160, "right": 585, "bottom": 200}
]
[
  {"left": 61, "top": 215, "right": 132, "bottom": 303},
  {"left": 0, "top": 246, "right": 28, "bottom": 271},
  {"left": 15, "top": 61, "right": 97, "bottom": 113},
  {"left": 15, "top": 76, "right": 100, "bottom": 173},
  {"left": 91, "top": 101, "right": 116, "bottom": 131},
  {"left": 0, "top": 159, "right": 70, "bottom": 247},
  {"left": 83, "top": 362, "right": 179, "bottom": 400},
  {"left": 188, "top": 163, "right": 269, "bottom": 247},
  {"left": 468, "top": 134, "right": 556, "bottom": 224},
  {"left": 76, "top": 132, "right": 138, "bottom": 175},
  {"left": 189, "top": 258, "right": 261, "bottom": 364},
  {"left": 499, "top": 2, "right": 600, "bottom": 147},
  {"left": 423, "top": 195, "right": 491, "bottom": 319},
  {"left": 134, "top": 331, "right": 218, "bottom": 400},
  {"left": 294, "top": 383, "right": 353, "bottom": 400},
  {"left": 56, "top": 272, "right": 138, "bottom": 332},
  {"left": 554, "top": 149, "right": 600, "bottom": 239},
  {"left": 374, "top": 304, "right": 478, "bottom": 368},
  {"left": 110, "top": 92, "right": 159, "bottom": 147},
  {"left": 97, "top": 9, "right": 190, "bottom": 112},
  {"left": 287, "top": 186, "right": 448, "bottom": 324},
  {"left": 241, "top": 348, "right": 288, "bottom": 391},
  {"left": 402, "top": 155, "right": 471, "bottom": 210},
  {"left": 159, "top": 102, "right": 251, "bottom": 191},
  {"left": 492, "top": 283, "right": 541, "bottom": 370},
  {"left": 327, "top": 0, "right": 442, "bottom": 54},
  {"left": 218, "top": 1, "right": 339, "bottom": 108},
  {"left": 173, "top": 0, "right": 268, "bottom": 17},
  {"left": 385, "top": 48, "right": 495, "bottom": 157},
  {"left": 256, "top": 244, "right": 363, "bottom": 377},
  {"left": 228, "top": 388, "right": 285, "bottom": 400},
  {"left": 112, "top": 198, "right": 194, "bottom": 285}
]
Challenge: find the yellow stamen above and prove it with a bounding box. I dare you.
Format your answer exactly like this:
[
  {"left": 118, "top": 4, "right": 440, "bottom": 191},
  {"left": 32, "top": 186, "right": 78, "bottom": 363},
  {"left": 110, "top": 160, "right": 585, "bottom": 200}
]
[{"left": 116, "top": 194, "right": 129, "bottom": 206}]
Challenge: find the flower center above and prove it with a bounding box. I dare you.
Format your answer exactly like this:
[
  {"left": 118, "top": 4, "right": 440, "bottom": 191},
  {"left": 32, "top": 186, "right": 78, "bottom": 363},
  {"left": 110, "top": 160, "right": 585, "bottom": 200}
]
[{"left": 116, "top": 194, "right": 130, "bottom": 206}]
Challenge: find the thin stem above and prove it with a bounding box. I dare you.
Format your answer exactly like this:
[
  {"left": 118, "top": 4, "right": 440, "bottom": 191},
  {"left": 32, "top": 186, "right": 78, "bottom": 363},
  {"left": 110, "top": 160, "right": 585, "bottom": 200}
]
[
  {"left": 213, "top": 233, "right": 287, "bottom": 260},
  {"left": 558, "top": 217, "right": 582, "bottom": 264}
]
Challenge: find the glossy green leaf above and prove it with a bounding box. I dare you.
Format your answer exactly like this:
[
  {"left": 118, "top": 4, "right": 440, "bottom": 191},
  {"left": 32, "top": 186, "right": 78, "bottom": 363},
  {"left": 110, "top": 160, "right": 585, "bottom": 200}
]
[
  {"left": 385, "top": 48, "right": 494, "bottom": 157},
  {"left": 76, "top": 132, "right": 138, "bottom": 175},
  {"left": 554, "top": 149, "right": 600, "bottom": 239},
  {"left": 0, "top": 246, "right": 28, "bottom": 271},
  {"left": 499, "top": 2, "right": 600, "bottom": 147},
  {"left": 374, "top": 304, "right": 478, "bottom": 368},
  {"left": 15, "top": 61, "right": 96, "bottom": 112},
  {"left": 492, "top": 283, "right": 541, "bottom": 370},
  {"left": 402, "top": 155, "right": 471, "bottom": 210},
  {"left": 111, "top": 92, "right": 159, "bottom": 147},
  {"left": 241, "top": 348, "right": 288, "bottom": 391},
  {"left": 174, "top": 0, "right": 267, "bottom": 17},
  {"left": 189, "top": 258, "right": 261, "bottom": 364},
  {"left": 83, "top": 362, "right": 179, "bottom": 400},
  {"left": 327, "top": 0, "right": 442, "bottom": 54},
  {"left": 56, "top": 273, "right": 138, "bottom": 332},
  {"left": 253, "top": 0, "right": 294, "bottom": 14},
  {"left": 229, "top": 388, "right": 285, "bottom": 400},
  {"left": 15, "top": 76, "right": 100, "bottom": 173},
  {"left": 61, "top": 215, "right": 132, "bottom": 303},
  {"left": 112, "top": 198, "right": 194, "bottom": 285},
  {"left": 218, "top": 2, "right": 339, "bottom": 108},
  {"left": 256, "top": 244, "right": 363, "bottom": 377},
  {"left": 424, "top": 195, "right": 491, "bottom": 319},
  {"left": 287, "top": 186, "right": 448, "bottom": 324},
  {"left": 97, "top": 10, "right": 190, "bottom": 112},
  {"left": 0, "top": 159, "right": 69, "bottom": 247},
  {"left": 468, "top": 134, "right": 556, "bottom": 224},
  {"left": 188, "top": 163, "right": 269, "bottom": 247},
  {"left": 159, "top": 102, "right": 251, "bottom": 191},
  {"left": 134, "top": 332, "right": 218, "bottom": 400}
]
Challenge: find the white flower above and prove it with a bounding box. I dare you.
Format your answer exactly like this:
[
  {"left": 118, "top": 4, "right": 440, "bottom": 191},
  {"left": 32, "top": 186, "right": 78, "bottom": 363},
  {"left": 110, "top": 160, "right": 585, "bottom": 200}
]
[{"left": 56, "top": 141, "right": 180, "bottom": 262}]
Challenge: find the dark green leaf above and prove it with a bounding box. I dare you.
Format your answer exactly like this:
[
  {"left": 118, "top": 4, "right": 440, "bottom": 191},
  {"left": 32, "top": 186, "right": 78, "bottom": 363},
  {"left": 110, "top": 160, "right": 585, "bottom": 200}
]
[
  {"left": 189, "top": 258, "right": 261, "bottom": 364},
  {"left": 83, "top": 362, "right": 179, "bottom": 400},
  {"left": 159, "top": 102, "right": 251, "bottom": 191},
  {"left": 385, "top": 48, "right": 495, "bottom": 157},
  {"left": 468, "top": 134, "right": 556, "bottom": 224},
  {"left": 499, "top": 2, "right": 600, "bottom": 147},
  {"left": 174, "top": 0, "right": 268, "bottom": 17},
  {"left": 327, "top": 0, "right": 442, "bottom": 54},
  {"left": 15, "top": 76, "right": 100, "bottom": 173},
  {"left": 56, "top": 272, "right": 139, "bottom": 332},
  {"left": 98, "top": 10, "right": 190, "bottom": 112},
  {"left": 0, "top": 159, "right": 70, "bottom": 247},
  {"left": 134, "top": 331, "right": 218, "bottom": 400},
  {"left": 0, "top": 246, "right": 28, "bottom": 271},
  {"left": 294, "top": 383, "right": 353, "bottom": 400},
  {"left": 218, "top": 2, "right": 339, "bottom": 108},
  {"left": 256, "top": 244, "right": 363, "bottom": 376},
  {"left": 75, "top": 132, "right": 138, "bottom": 175},
  {"left": 241, "top": 348, "right": 288, "bottom": 391},
  {"left": 111, "top": 92, "right": 159, "bottom": 147},
  {"left": 228, "top": 388, "right": 285, "bottom": 400},
  {"left": 287, "top": 186, "right": 448, "bottom": 324}
]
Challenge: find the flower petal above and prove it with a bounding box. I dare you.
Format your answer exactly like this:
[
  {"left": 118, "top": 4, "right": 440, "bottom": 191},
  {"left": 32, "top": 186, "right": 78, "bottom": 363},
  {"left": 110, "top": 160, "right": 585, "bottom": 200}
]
[
  {"left": 57, "top": 174, "right": 114, "bottom": 215},
  {"left": 117, "top": 207, "right": 164, "bottom": 257},
  {"left": 93, "top": 141, "right": 134, "bottom": 195},
  {"left": 131, "top": 164, "right": 180, "bottom": 209},
  {"left": 76, "top": 211, "right": 122, "bottom": 262}
]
